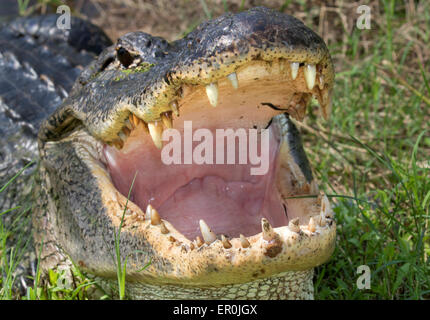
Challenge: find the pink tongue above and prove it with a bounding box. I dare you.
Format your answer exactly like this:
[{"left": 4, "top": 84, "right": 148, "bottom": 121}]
[
  {"left": 103, "top": 125, "right": 286, "bottom": 240},
  {"left": 158, "top": 175, "right": 285, "bottom": 239}
]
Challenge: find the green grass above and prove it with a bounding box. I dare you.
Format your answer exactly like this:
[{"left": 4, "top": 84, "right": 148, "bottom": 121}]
[
  {"left": 2, "top": 0, "right": 429, "bottom": 299},
  {"left": 308, "top": 0, "right": 430, "bottom": 299}
]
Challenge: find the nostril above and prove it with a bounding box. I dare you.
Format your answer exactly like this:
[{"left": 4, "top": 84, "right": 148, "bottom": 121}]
[{"left": 117, "top": 47, "right": 134, "bottom": 67}]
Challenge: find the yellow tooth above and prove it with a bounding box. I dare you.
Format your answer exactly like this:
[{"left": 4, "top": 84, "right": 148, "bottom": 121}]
[
  {"left": 145, "top": 204, "right": 153, "bottom": 220},
  {"left": 170, "top": 101, "right": 179, "bottom": 117},
  {"left": 128, "top": 115, "right": 135, "bottom": 128},
  {"left": 151, "top": 207, "right": 161, "bottom": 225},
  {"left": 221, "top": 235, "right": 232, "bottom": 249},
  {"left": 320, "top": 193, "right": 333, "bottom": 218},
  {"left": 199, "top": 219, "right": 217, "bottom": 244},
  {"left": 131, "top": 114, "right": 141, "bottom": 127},
  {"left": 288, "top": 218, "right": 301, "bottom": 233},
  {"left": 122, "top": 127, "right": 131, "bottom": 137},
  {"left": 308, "top": 217, "right": 316, "bottom": 233},
  {"left": 196, "top": 236, "right": 204, "bottom": 247},
  {"left": 304, "top": 64, "right": 316, "bottom": 90},
  {"left": 148, "top": 120, "right": 163, "bottom": 149},
  {"left": 316, "top": 215, "right": 327, "bottom": 227},
  {"left": 290, "top": 62, "right": 299, "bottom": 80},
  {"left": 261, "top": 218, "right": 276, "bottom": 241},
  {"left": 205, "top": 82, "right": 218, "bottom": 107},
  {"left": 318, "top": 75, "right": 324, "bottom": 90},
  {"left": 161, "top": 112, "right": 173, "bottom": 129},
  {"left": 227, "top": 72, "right": 238, "bottom": 89},
  {"left": 125, "top": 119, "right": 133, "bottom": 130},
  {"left": 239, "top": 234, "right": 250, "bottom": 248},
  {"left": 160, "top": 221, "right": 169, "bottom": 234},
  {"left": 118, "top": 131, "right": 127, "bottom": 142}
]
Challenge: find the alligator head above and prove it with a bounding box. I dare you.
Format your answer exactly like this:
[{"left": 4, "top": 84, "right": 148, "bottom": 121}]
[{"left": 35, "top": 7, "right": 335, "bottom": 299}]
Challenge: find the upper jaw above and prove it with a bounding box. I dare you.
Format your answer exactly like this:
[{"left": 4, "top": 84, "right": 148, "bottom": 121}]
[{"left": 38, "top": 7, "right": 334, "bottom": 148}]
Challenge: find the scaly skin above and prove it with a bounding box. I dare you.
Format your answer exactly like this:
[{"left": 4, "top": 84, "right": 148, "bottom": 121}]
[{"left": 7, "top": 7, "right": 336, "bottom": 299}]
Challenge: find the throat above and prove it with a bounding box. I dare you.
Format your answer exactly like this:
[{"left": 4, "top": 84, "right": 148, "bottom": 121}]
[{"left": 106, "top": 269, "right": 315, "bottom": 299}]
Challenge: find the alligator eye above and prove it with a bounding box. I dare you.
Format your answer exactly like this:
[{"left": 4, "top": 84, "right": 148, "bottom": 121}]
[{"left": 117, "top": 47, "right": 134, "bottom": 68}]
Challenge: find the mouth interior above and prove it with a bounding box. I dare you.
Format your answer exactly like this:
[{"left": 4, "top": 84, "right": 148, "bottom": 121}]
[{"left": 103, "top": 61, "right": 313, "bottom": 240}]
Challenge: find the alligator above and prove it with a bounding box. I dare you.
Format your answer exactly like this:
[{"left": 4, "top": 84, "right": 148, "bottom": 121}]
[{"left": 1, "top": 7, "right": 335, "bottom": 299}]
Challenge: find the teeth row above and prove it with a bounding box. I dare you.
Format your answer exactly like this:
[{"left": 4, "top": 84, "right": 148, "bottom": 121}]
[
  {"left": 134, "top": 194, "right": 333, "bottom": 250},
  {"left": 203, "top": 62, "right": 319, "bottom": 109},
  {"left": 112, "top": 61, "right": 328, "bottom": 150},
  {"left": 112, "top": 108, "right": 175, "bottom": 150}
]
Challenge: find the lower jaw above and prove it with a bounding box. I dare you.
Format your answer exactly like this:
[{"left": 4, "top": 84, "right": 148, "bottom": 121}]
[{"left": 71, "top": 116, "right": 336, "bottom": 286}]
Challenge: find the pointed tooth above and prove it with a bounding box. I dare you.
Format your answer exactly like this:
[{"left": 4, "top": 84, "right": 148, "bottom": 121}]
[
  {"left": 261, "top": 218, "right": 276, "bottom": 241},
  {"left": 122, "top": 127, "right": 131, "bottom": 137},
  {"left": 316, "top": 215, "right": 327, "bottom": 227},
  {"left": 145, "top": 204, "right": 153, "bottom": 220},
  {"left": 199, "top": 219, "right": 217, "bottom": 244},
  {"left": 196, "top": 236, "right": 204, "bottom": 247},
  {"left": 132, "top": 114, "right": 141, "bottom": 127},
  {"left": 170, "top": 101, "right": 179, "bottom": 117},
  {"left": 227, "top": 72, "right": 238, "bottom": 89},
  {"left": 221, "top": 235, "right": 232, "bottom": 249},
  {"left": 128, "top": 114, "right": 136, "bottom": 128},
  {"left": 118, "top": 131, "right": 127, "bottom": 142},
  {"left": 161, "top": 112, "right": 173, "bottom": 129},
  {"left": 288, "top": 218, "right": 300, "bottom": 233},
  {"left": 150, "top": 207, "right": 161, "bottom": 225},
  {"left": 125, "top": 119, "right": 133, "bottom": 130},
  {"left": 148, "top": 120, "right": 163, "bottom": 149},
  {"left": 290, "top": 62, "right": 299, "bottom": 80},
  {"left": 320, "top": 193, "right": 333, "bottom": 218},
  {"left": 304, "top": 64, "right": 316, "bottom": 90},
  {"left": 160, "top": 221, "right": 169, "bottom": 234},
  {"left": 239, "top": 234, "right": 250, "bottom": 248},
  {"left": 205, "top": 82, "right": 218, "bottom": 107},
  {"left": 318, "top": 75, "right": 324, "bottom": 90},
  {"left": 308, "top": 217, "right": 316, "bottom": 233}
]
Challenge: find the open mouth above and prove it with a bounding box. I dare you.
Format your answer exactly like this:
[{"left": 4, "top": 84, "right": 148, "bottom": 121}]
[
  {"left": 37, "top": 7, "right": 337, "bottom": 286},
  {"left": 102, "top": 59, "right": 331, "bottom": 245}
]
